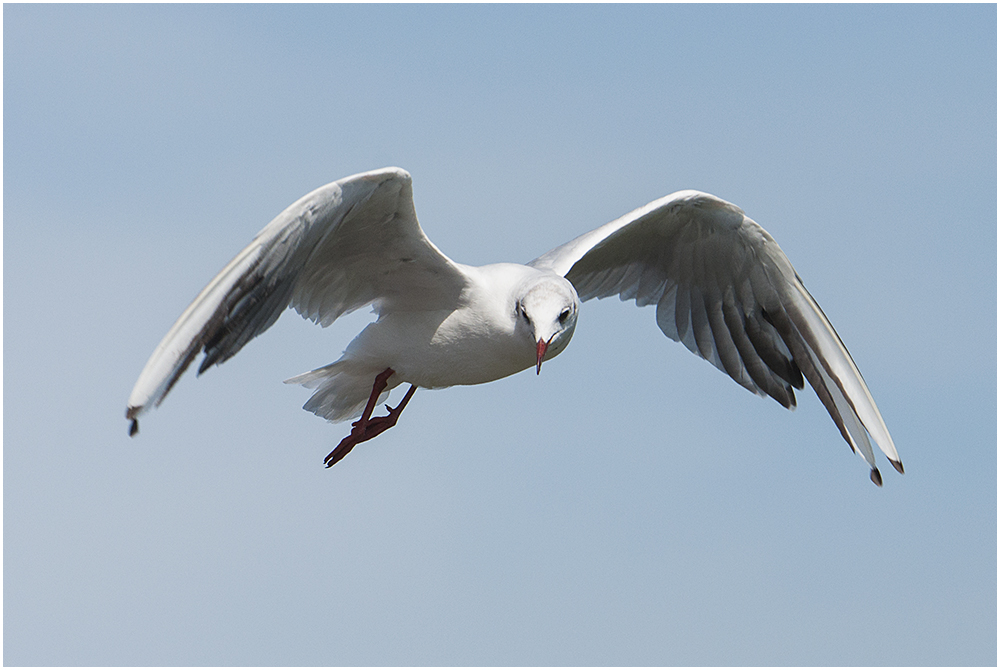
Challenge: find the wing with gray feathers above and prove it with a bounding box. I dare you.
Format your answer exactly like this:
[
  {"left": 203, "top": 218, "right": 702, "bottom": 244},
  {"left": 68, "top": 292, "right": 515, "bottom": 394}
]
[
  {"left": 530, "top": 190, "right": 901, "bottom": 485},
  {"left": 126, "top": 167, "right": 467, "bottom": 433}
]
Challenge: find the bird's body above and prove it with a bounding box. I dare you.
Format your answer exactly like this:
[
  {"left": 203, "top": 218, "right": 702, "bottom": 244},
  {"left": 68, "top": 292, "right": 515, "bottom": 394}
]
[
  {"left": 127, "top": 167, "right": 901, "bottom": 484},
  {"left": 282, "top": 261, "right": 578, "bottom": 423},
  {"left": 366, "top": 262, "right": 575, "bottom": 389}
]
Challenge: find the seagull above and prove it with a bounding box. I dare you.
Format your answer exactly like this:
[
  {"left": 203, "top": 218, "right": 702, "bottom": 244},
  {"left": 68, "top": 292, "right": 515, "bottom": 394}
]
[{"left": 126, "top": 167, "right": 902, "bottom": 485}]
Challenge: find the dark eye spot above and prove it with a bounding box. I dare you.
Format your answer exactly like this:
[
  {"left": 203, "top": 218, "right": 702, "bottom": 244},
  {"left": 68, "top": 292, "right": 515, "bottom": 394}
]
[{"left": 559, "top": 308, "right": 571, "bottom": 323}]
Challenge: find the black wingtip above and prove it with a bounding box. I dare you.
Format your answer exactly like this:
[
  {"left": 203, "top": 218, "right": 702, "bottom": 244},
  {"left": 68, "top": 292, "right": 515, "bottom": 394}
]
[
  {"left": 890, "top": 458, "right": 905, "bottom": 475},
  {"left": 128, "top": 419, "right": 139, "bottom": 437},
  {"left": 870, "top": 467, "right": 883, "bottom": 487}
]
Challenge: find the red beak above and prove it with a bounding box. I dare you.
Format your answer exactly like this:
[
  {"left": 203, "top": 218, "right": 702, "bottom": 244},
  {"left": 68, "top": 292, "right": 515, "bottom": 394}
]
[{"left": 536, "top": 338, "right": 548, "bottom": 375}]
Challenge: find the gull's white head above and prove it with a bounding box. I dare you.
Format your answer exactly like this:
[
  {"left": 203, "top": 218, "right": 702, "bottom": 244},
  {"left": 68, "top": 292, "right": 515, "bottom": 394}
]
[{"left": 513, "top": 275, "right": 580, "bottom": 374}]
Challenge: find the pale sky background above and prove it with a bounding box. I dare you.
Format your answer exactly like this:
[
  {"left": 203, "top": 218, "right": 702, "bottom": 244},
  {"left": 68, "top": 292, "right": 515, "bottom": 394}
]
[{"left": 3, "top": 4, "right": 996, "bottom": 666}]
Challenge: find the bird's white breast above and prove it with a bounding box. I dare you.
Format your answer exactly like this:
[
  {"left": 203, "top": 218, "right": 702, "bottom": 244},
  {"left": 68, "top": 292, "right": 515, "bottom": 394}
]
[{"left": 344, "top": 263, "right": 544, "bottom": 389}]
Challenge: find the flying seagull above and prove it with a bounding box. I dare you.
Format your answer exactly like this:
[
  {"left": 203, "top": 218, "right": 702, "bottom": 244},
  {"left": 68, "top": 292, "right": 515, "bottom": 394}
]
[{"left": 126, "top": 167, "right": 901, "bottom": 485}]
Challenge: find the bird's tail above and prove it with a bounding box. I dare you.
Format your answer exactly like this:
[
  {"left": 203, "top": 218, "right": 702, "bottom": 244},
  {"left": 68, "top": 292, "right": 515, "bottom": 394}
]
[{"left": 284, "top": 360, "right": 394, "bottom": 423}]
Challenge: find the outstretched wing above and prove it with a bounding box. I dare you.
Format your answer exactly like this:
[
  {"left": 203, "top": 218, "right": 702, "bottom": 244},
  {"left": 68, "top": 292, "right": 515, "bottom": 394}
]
[
  {"left": 126, "top": 167, "right": 467, "bottom": 432},
  {"left": 530, "top": 190, "right": 901, "bottom": 485}
]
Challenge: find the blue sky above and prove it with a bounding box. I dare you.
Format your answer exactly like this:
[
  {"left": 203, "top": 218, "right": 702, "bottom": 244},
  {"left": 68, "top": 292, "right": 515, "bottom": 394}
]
[{"left": 4, "top": 4, "right": 996, "bottom": 666}]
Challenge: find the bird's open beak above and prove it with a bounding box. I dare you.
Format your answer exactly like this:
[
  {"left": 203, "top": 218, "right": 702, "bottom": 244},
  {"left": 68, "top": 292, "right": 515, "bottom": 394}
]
[{"left": 536, "top": 337, "right": 549, "bottom": 375}]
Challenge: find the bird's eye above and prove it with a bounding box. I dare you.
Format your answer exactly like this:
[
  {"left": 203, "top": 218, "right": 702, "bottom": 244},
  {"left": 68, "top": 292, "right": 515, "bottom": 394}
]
[
  {"left": 559, "top": 308, "right": 571, "bottom": 324},
  {"left": 517, "top": 304, "right": 529, "bottom": 322}
]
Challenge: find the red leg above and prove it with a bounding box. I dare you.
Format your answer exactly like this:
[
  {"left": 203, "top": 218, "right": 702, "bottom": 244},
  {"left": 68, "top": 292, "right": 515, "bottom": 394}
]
[
  {"left": 324, "top": 369, "right": 417, "bottom": 468},
  {"left": 352, "top": 384, "right": 417, "bottom": 441},
  {"left": 357, "top": 368, "right": 396, "bottom": 426}
]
